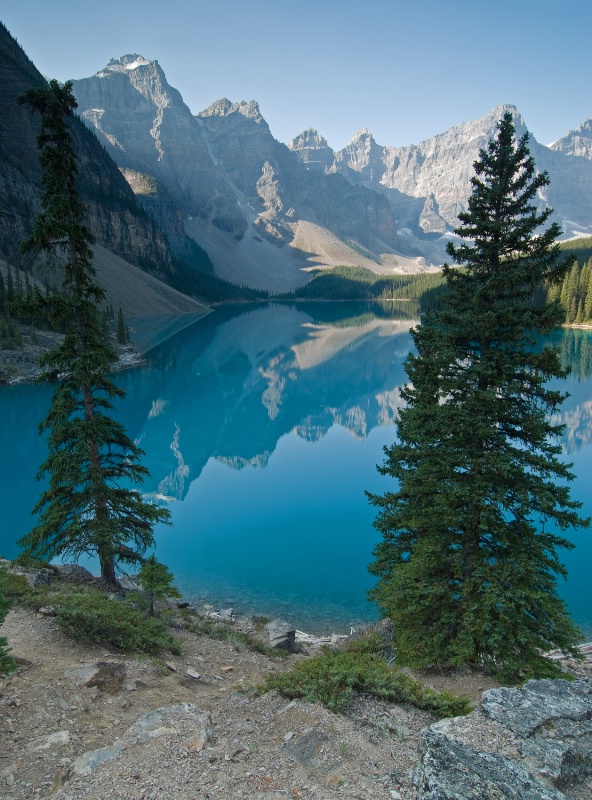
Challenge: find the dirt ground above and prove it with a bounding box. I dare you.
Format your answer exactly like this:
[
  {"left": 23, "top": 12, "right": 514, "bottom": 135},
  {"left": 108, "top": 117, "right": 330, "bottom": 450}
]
[{"left": 2, "top": 581, "right": 590, "bottom": 800}]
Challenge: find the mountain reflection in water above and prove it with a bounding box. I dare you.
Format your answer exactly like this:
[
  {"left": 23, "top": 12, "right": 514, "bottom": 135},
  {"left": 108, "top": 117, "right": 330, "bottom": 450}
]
[{"left": 0, "top": 302, "right": 590, "bottom": 634}]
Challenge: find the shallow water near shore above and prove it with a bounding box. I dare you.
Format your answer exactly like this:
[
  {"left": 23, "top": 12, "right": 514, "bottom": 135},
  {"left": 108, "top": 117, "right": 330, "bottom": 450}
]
[{"left": 0, "top": 302, "right": 591, "bottom": 636}]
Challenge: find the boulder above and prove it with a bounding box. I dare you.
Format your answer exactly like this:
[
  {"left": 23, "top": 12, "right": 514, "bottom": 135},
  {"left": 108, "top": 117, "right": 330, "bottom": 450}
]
[
  {"left": 481, "top": 679, "right": 592, "bottom": 737},
  {"left": 71, "top": 703, "right": 212, "bottom": 775},
  {"left": 417, "top": 727, "right": 565, "bottom": 800},
  {"left": 64, "top": 661, "right": 127, "bottom": 694},
  {"left": 417, "top": 678, "right": 592, "bottom": 799},
  {"left": 54, "top": 563, "right": 94, "bottom": 582},
  {"left": 265, "top": 618, "right": 297, "bottom": 652}
]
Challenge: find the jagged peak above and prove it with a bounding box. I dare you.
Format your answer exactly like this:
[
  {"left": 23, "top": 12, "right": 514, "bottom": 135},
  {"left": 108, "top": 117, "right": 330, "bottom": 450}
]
[
  {"left": 101, "top": 54, "right": 153, "bottom": 74},
  {"left": 198, "top": 98, "right": 265, "bottom": 124},
  {"left": 346, "top": 127, "right": 375, "bottom": 146},
  {"left": 288, "top": 128, "right": 330, "bottom": 150}
]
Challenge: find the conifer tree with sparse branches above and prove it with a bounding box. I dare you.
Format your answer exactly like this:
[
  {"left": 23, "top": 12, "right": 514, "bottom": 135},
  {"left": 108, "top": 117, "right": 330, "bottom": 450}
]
[
  {"left": 17, "top": 80, "right": 169, "bottom": 588},
  {"left": 368, "top": 112, "right": 588, "bottom": 680}
]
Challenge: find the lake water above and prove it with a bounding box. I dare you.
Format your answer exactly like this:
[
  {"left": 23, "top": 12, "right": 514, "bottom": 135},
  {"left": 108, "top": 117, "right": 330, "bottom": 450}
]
[{"left": 0, "top": 302, "right": 590, "bottom": 635}]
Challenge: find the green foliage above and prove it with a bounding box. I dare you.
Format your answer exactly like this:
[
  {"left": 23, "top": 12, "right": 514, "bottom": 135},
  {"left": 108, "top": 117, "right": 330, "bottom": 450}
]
[
  {"left": 170, "top": 254, "right": 268, "bottom": 303},
  {"left": 286, "top": 265, "right": 445, "bottom": 307},
  {"left": 116, "top": 306, "right": 127, "bottom": 344},
  {"left": 18, "top": 80, "right": 170, "bottom": 586},
  {"left": 4, "top": 571, "right": 32, "bottom": 601},
  {"left": 558, "top": 236, "right": 592, "bottom": 266},
  {"left": 53, "top": 589, "right": 179, "bottom": 654},
  {"left": 12, "top": 553, "right": 57, "bottom": 570},
  {"left": 547, "top": 256, "right": 592, "bottom": 325},
  {"left": 262, "top": 633, "right": 470, "bottom": 715},
  {"left": 559, "top": 328, "right": 592, "bottom": 381},
  {"left": 137, "top": 555, "right": 180, "bottom": 616},
  {"left": 369, "top": 112, "right": 588, "bottom": 681},
  {"left": 0, "top": 567, "right": 17, "bottom": 675}
]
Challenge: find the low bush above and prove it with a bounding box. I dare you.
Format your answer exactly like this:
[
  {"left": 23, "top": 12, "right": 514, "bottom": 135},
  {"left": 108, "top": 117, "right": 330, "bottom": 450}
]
[
  {"left": 0, "top": 567, "right": 16, "bottom": 675},
  {"left": 261, "top": 632, "right": 471, "bottom": 716},
  {"left": 4, "top": 571, "right": 32, "bottom": 600},
  {"left": 53, "top": 590, "right": 180, "bottom": 654},
  {"left": 12, "top": 553, "right": 57, "bottom": 571}
]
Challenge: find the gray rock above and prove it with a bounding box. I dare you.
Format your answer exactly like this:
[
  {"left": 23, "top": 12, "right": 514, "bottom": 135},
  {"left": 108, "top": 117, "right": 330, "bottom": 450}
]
[
  {"left": 71, "top": 704, "right": 212, "bottom": 776},
  {"left": 285, "top": 728, "right": 328, "bottom": 770},
  {"left": 551, "top": 118, "right": 592, "bottom": 160},
  {"left": 34, "top": 730, "right": 71, "bottom": 751},
  {"left": 417, "top": 678, "right": 592, "bottom": 799},
  {"left": 117, "top": 575, "right": 140, "bottom": 591},
  {"left": 124, "top": 703, "right": 212, "bottom": 746},
  {"left": 265, "top": 618, "right": 297, "bottom": 652},
  {"left": 54, "top": 563, "right": 94, "bottom": 581},
  {"left": 71, "top": 744, "right": 123, "bottom": 776},
  {"left": 417, "top": 727, "right": 566, "bottom": 800},
  {"left": 33, "top": 569, "right": 53, "bottom": 587},
  {"left": 482, "top": 680, "right": 592, "bottom": 738},
  {"left": 520, "top": 733, "right": 592, "bottom": 790},
  {"left": 64, "top": 661, "right": 127, "bottom": 694}
]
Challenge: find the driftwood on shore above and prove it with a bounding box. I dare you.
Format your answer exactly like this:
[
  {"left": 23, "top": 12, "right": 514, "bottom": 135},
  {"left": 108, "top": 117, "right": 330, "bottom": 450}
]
[{"left": 545, "top": 641, "right": 592, "bottom": 661}]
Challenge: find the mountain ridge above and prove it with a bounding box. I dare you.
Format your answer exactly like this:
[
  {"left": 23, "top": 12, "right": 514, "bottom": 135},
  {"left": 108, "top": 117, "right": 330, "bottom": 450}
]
[
  {"left": 0, "top": 25, "right": 215, "bottom": 316},
  {"left": 73, "top": 52, "right": 592, "bottom": 287},
  {"left": 72, "top": 55, "right": 408, "bottom": 291}
]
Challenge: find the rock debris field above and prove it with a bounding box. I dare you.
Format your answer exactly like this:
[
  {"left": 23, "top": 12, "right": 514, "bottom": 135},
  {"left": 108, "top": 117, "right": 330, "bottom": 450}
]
[{"left": 1, "top": 578, "right": 591, "bottom": 800}]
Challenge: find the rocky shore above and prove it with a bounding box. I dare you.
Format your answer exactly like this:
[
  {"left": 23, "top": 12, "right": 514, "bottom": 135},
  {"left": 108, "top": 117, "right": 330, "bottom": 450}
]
[{"left": 1, "top": 562, "right": 591, "bottom": 800}]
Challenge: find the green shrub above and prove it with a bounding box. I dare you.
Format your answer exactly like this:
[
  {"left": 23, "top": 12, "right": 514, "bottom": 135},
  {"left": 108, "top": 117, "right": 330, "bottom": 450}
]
[
  {"left": 12, "top": 553, "right": 57, "bottom": 571},
  {"left": 53, "top": 590, "right": 180, "bottom": 654},
  {"left": 136, "top": 555, "right": 181, "bottom": 616},
  {"left": 261, "top": 634, "right": 471, "bottom": 716},
  {"left": 4, "top": 572, "right": 32, "bottom": 600},
  {"left": 0, "top": 567, "right": 16, "bottom": 675}
]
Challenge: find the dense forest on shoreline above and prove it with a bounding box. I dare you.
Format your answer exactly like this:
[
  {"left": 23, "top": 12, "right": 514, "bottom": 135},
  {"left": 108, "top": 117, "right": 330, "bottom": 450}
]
[
  {"left": 281, "top": 266, "right": 446, "bottom": 308},
  {"left": 548, "top": 237, "right": 592, "bottom": 325}
]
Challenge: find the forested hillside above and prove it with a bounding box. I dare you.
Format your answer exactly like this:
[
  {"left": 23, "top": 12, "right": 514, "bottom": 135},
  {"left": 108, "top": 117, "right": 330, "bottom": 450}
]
[
  {"left": 547, "top": 238, "right": 592, "bottom": 324},
  {"left": 286, "top": 266, "right": 445, "bottom": 307}
]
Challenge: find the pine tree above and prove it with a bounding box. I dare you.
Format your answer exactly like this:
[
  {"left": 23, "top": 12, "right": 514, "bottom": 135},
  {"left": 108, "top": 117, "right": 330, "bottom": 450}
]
[
  {"left": 116, "top": 306, "right": 127, "bottom": 344},
  {"left": 17, "top": 80, "right": 170, "bottom": 588},
  {"left": 369, "top": 112, "right": 588, "bottom": 680},
  {"left": 137, "top": 555, "right": 180, "bottom": 616}
]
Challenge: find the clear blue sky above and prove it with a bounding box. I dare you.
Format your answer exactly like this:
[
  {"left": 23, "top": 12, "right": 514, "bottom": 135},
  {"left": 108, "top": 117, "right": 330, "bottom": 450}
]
[{"left": 2, "top": 0, "right": 590, "bottom": 150}]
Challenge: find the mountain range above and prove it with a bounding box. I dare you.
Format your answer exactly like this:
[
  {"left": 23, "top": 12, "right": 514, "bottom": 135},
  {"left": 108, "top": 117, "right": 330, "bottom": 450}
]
[{"left": 2, "top": 23, "right": 592, "bottom": 299}]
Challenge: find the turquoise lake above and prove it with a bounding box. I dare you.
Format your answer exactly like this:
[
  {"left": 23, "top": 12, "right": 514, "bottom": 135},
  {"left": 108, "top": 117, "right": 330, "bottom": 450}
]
[{"left": 0, "top": 302, "right": 591, "bottom": 635}]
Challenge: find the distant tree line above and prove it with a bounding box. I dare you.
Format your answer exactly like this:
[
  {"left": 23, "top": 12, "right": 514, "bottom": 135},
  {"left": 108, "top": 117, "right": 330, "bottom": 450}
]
[
  {"left": 546, "top": 239, "right": 592, "bottom": 325},
  {"left": 0, "top": 263, "right": 54, "bottom": 349},
  {"left": 284, "top": 265, "right": 446, "bottom": 307}
]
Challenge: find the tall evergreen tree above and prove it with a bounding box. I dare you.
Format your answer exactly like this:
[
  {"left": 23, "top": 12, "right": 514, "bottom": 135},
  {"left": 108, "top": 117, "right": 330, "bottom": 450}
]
[
  {"left": 17, "top": 80, "right": 169, "bottom": 587},
  {"left": 116, "top": 306, "right": 127, "bottom": 344},
  {"left": 369, "top": 112, "right": 588, "bottom": 680}
]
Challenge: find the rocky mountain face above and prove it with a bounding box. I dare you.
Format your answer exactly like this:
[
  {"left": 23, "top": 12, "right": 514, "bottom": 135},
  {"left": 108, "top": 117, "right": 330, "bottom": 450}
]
[
  {"left": 325, "top": 106, "right": 592, "bottom": 263},
  {"left": 73, "top": 56, "right": 400, "bottom": 291},
  {"left": 6, "top": 25, "right": 591, "bottom": 296},
  {"left": 551, "top": 117, "right": 592, "bottom": 160},
  {"left": 0, "top": 25, "right": 191, "bottom": 300},
  {"left": 74, "top": 51, "right": 592, "bottom": 288}
]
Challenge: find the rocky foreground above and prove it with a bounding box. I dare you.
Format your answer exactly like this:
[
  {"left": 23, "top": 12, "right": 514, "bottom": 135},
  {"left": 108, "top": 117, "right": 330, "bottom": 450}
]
[{"left": 1, "top": 566, "right": 591, "bottom": 800}]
